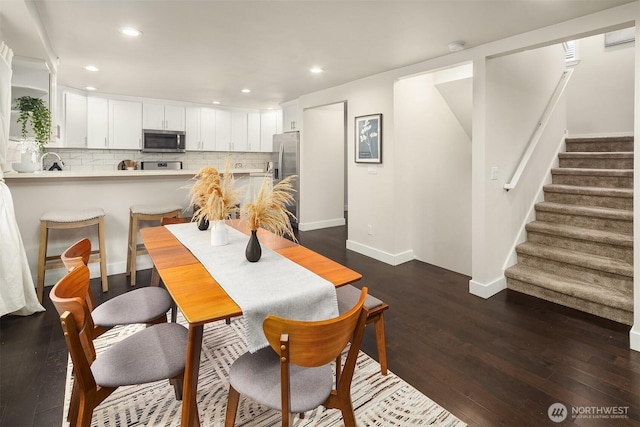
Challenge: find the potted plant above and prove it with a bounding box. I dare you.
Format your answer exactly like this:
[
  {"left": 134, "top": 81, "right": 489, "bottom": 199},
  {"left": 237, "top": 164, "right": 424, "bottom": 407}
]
[
  {"left": 189, "top": 158, "right": 242, "bottom": 246},
  {"left": 241, "top": 175, "right": 297, "bottom": 262},
  {"left": 15, "top": 95, "right": 52, "bottom": 153}
]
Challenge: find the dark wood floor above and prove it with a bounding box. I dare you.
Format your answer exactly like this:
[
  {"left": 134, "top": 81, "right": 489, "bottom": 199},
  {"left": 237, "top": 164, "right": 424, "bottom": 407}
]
[{"left": 1, "top": 225, "right": 639, "bottom": 427}]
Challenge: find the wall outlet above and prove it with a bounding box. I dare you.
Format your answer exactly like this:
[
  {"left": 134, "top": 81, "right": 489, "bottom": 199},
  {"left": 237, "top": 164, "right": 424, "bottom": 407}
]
[
  {"left": 367, "top": 166, "right": 377, "bottom": 175},
  {"left": 367, "top": 225, "right": 373, "bottom": 235}
]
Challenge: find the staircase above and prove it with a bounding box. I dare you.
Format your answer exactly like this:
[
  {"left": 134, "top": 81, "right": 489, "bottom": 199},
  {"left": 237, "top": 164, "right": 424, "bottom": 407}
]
[{"left": 505, "top": 136, "right": 634, "bottom": 325}]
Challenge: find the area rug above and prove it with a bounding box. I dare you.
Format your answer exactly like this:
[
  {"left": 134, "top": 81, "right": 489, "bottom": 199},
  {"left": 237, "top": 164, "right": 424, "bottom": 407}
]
[{"left": 63, "top": 315, "right": 466, "bottom": 426}]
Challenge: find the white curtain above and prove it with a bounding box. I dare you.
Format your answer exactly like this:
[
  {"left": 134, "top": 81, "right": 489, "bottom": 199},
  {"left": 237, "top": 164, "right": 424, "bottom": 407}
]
[{"left": 0, "top": 41, "right": 45, "bottom": 316}]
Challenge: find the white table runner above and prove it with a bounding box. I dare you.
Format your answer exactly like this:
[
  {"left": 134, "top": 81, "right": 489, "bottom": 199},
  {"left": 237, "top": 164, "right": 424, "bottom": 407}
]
[{"left": 166, "top": 222, "right": 338, "bottom": 352}]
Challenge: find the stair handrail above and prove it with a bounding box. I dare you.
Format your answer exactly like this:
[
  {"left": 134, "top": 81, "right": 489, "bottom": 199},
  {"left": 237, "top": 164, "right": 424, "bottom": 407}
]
[{"left": 504, "top": 68, "right": 574, "bottom": 191}]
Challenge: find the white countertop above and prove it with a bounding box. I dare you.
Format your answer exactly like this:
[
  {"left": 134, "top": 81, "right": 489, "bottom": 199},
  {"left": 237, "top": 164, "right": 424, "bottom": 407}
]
[{"left": 3, "top": 168, "right": 265, "bottom": 179}]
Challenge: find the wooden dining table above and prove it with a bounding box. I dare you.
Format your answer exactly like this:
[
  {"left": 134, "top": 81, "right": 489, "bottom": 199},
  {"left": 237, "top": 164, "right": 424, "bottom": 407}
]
[{"left": 140, "top": 219, "right": 362, "bottom": 426}]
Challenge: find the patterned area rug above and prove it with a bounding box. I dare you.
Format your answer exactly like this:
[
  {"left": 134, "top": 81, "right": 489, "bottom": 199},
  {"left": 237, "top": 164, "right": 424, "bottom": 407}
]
[{"left": 63, "top": 315, "right": 466, "bottom": 426}]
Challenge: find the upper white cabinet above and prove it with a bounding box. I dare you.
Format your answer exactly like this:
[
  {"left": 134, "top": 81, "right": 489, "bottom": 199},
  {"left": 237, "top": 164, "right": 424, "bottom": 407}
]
[
  {"left": 87, "top": 97, "right": 109, "bottom": 148},
  {"left": 109, "top": 100, "right": 143, "bottom": 149},
  {"left": 186, "top": 107, "right": 216, "bottom": 151},
  {"left": 63, "top": 92, "right": 87, "bottom": 147},
  {"left": 215, "top": 109, "right": 232, "bottom": 151},
  {"left": 247, "top": 112, "right": 261, "bottom": 152},
  {"left": 260, "top": 111, "right": 278, "bottom": 152},
  {"left": 230, "top": 111, "right": 248, "bottom": 151},
  {"left": 143, "top": 102, "right": 185, "bottom": 131},
  {"left": 281, "top": 100, "right": 299, "bottom": 132}
]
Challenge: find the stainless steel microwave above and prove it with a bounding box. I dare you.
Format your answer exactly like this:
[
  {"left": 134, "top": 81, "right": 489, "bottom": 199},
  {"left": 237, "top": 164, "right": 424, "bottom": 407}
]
[{"left": 142, "top": 129, "right": 186, "bottom": 153}]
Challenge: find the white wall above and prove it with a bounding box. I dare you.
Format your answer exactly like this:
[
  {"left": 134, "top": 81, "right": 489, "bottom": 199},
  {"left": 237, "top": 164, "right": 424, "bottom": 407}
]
[
  {"left": 631, "top": 10, "right": 640, "bottom": 352},
  {"left": 394, "top": 68, "right": 472, "bottom": 275},
  {"left": 299, "top": 103, "right": 345, "bottom": 230},
  {"left": 296, "top": 2, "right": 637, "bottom": 274},
  {"left": 567, "top": 32, "right": 635, "bottom": 136}
]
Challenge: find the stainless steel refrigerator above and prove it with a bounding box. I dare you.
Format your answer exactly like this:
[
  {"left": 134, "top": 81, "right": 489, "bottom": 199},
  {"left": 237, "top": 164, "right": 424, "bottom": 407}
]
[{"left": 272, "top": 131, "right": 300, "bottom": 228}]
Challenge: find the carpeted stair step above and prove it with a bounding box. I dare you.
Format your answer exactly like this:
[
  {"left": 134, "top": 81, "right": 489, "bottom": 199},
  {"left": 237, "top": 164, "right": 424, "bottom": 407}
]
[
  {"left": 534, "top": 202, "right": 632, "bottom": 234},
  {"left": 565, "top": 136, "right": 634, "bottom": 152},
  {"left": 558, "top": 152, "right": 633, "bottom": 169},
  {"left": 551, "top": 167, "right": 633, "bottom": 188},
  {"left": 514, "top": 241, "right": 632, "bottom": 292},
  {"left": 505, "top": 264, "right": 633, "bottom": 325},
  {"left": 543, "top": 184, "right": 632, "bottom": 210},
  {"left": 525, "top": 221, "right": 633, "bottom": 264}
]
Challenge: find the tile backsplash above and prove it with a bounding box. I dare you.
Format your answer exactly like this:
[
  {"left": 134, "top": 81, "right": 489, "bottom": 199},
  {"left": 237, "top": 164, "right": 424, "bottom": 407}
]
[{"left": 40, "top": 148, "right": 273, "bottom": 172}]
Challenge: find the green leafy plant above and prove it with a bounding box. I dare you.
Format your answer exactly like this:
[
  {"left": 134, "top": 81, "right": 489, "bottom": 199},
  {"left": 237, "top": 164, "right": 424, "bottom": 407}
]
[{"left": 15, "top": 96, "right": 52, "bottom": 152}]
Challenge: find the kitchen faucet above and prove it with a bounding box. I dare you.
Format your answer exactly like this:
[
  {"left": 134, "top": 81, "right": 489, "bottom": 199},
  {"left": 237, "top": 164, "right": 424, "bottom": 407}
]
[{"left": 41, "top": 152, "right": 64, "bottom": 171}]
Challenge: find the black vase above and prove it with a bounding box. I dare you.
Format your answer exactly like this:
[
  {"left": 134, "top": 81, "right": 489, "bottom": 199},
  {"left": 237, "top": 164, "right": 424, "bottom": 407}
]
[
  {"left": 245, "top": 230, "right": 262, "bottom": 262},
  {"left": 197, "top": 217, "right": 209, "bottom": 231}
]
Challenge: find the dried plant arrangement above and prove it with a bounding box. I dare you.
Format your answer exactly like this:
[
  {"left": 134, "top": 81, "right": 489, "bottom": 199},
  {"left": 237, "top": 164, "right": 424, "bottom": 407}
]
[
  {"left": 189, "top": 158, "right": 242, "bottom": 223},
  {"left": 241, "top": 174, "right": 298, "bottom": 242}
]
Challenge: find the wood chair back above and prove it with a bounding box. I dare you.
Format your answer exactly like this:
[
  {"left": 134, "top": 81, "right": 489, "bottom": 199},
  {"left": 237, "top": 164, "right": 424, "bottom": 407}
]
[
  {"left": 61, "top": 238, "right": 97, "bottom": 311},
  {"left": 50, "top": 265, "right": 99, "bottom": 374},
  {"left": 262, "top": 287, "right": 369, "bottom": 426},
  {"left": 160, "top": 216, "right": 191, "bottom": 225}
]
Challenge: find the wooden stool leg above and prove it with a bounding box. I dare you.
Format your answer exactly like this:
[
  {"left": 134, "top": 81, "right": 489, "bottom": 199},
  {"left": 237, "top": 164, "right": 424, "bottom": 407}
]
[
  {"left": 125, "top": 211, "right": 133, "bottom": 276},
  {"left": 97, "top": 216, "right": 108, "bottom": 292},
  {"left": 129, "top": 213, "right": 138, "bottom": 286},
  {"left": 373, "top": 313, "right": 388, "bottom": 375},
  {"left": 36, "top": 221, "right": 48, "bottom": 303}
]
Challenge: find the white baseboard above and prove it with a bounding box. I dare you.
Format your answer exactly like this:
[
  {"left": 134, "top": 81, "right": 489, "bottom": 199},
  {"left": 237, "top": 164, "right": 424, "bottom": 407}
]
[
  {"left": 298, "top": 217, "right": 346, "bottom": 231},
  {"left": 469, "top": 276, "right": 506, "bottom": 299},
  {"left": 630, "top": 326, "right": 640, "bottom": 352},
  {"left": 346, "top": 239, "right": 414, "bottom": 266}
]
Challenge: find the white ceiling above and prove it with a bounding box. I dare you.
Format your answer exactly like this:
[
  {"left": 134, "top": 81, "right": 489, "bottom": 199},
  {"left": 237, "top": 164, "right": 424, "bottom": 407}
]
[{"left": 0, "top": 0, "right": 634, "bottom": 110}]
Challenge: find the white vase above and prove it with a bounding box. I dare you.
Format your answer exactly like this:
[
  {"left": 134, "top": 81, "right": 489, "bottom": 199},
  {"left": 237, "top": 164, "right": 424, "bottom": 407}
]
[{"left": 210, "top": 220, "right": 229, "bottom": 246}]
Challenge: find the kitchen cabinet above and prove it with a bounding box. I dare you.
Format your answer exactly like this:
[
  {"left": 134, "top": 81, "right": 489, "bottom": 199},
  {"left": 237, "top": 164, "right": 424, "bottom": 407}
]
[
  {"left": 282, "top": 100, "right": 299, "bottom": 132},
  {"left": 87, "top": 97, "right": 109, "bottom": 148},
  {"left": 260, "top": 110, "right": 278, "bottom": 152},
  {"left": 63, "top": 92, "right": 87, "bottom": 147},
  {"left": 230, "top": 111, "right": 248, "bottom": 151},
  {"left": 185, "top": 107, "right": 216, "bottom": 151},
  {"left": 143, "top": 102, "right": 185, "bottom": 131},
  {"left": 215, "top": 109, "right": 232, "bottom": 151},
  {"left": 109, "top": 100, "right": 142, "bottom": 150},
  {"left": 247, "top": 112, "right": 261, "bottom": 152}
]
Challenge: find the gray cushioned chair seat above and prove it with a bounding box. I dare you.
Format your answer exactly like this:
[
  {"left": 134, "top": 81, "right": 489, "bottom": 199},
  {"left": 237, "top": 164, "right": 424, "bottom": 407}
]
[
  {"left": 229, "top": 347, "right": 333, "bottom": 414},
  {"left": 336, "top": 284, "right": 383, "bottom": 315},
  {"left": 130, "top": 203, "right": 183, "bottom": 215},
  {"left": 92, "top": 287, "right": 172, "bottom": 328},
  {"left": 91, "top": 322, "right": 188, "bottom": 387}
]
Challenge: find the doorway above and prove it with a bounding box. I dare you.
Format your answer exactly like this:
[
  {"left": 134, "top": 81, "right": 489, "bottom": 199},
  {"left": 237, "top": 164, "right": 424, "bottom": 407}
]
[{"left": 299, "top": 101, "right": 347, "bottom": 231}]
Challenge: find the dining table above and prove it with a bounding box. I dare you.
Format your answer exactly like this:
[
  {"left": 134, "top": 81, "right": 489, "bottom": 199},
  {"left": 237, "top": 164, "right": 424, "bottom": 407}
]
[{"left": 140, "top": 219, "right": 362, "bottom": 426}]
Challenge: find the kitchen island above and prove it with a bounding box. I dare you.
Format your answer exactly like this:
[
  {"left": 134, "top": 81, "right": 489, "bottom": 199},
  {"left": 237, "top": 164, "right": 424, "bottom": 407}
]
[{"left": 4, "top": 168, "right": 264, "bottom": 289}]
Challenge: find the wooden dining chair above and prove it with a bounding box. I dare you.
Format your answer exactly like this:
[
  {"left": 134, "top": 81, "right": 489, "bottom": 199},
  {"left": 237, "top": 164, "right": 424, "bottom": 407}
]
[
  {"left": 61, "top": 238, "right": 174, "bottom": 337},
  {"left": 336, "top": 284, "right": 389, "bottom": 375},
  {"left": 224, "top": 287, "right": 369, "bottom": 427},
  {"left": 50, "top": 265, "right": 188, "bottom": 427}
]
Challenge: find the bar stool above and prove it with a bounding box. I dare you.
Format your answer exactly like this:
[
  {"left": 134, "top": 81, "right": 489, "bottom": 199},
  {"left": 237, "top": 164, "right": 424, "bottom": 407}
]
[
  {"left": 37, "top": 208, "right": 108, "bottom": 303},
  {"left": 127, "top": 203, "right": 183, "bottom": 286}
]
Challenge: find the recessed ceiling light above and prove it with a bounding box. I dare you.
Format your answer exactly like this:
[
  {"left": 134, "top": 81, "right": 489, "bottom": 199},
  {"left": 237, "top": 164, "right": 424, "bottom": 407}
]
[
  {"left": 310, "top": 66, "right": 324, "bottom": 74},
  {"left": 84, "top": 65, "right": 99, "bottom": 72},
  {"left": 448, "top": 41, "right": 466, "bottom": 52},
  {"left": 241, "top": 88, "right": 251, "bottom": 93},
  {"left": 85, "top": 86, "right": 96, "bottom": 91},
  {"left": 119, "top": 27, "right": 142, "bottom": 37},
  {"left": 212, "top": 101, "right": 220, "bottom": 105}
]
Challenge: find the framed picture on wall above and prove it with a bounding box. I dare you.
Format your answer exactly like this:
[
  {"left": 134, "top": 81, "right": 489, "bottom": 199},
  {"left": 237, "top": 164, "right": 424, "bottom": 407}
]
[{"left": 355, "top": 114, "right": 382, "bottom": 163}]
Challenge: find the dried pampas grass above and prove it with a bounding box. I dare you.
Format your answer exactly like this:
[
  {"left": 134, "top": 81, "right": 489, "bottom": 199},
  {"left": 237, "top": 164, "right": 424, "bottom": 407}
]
[
  {"left": 189, "top": 158, "right": 242, "bottom": 222},
  {"left": 241, "top": 175, "right": 297, "bottom": 242}
]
